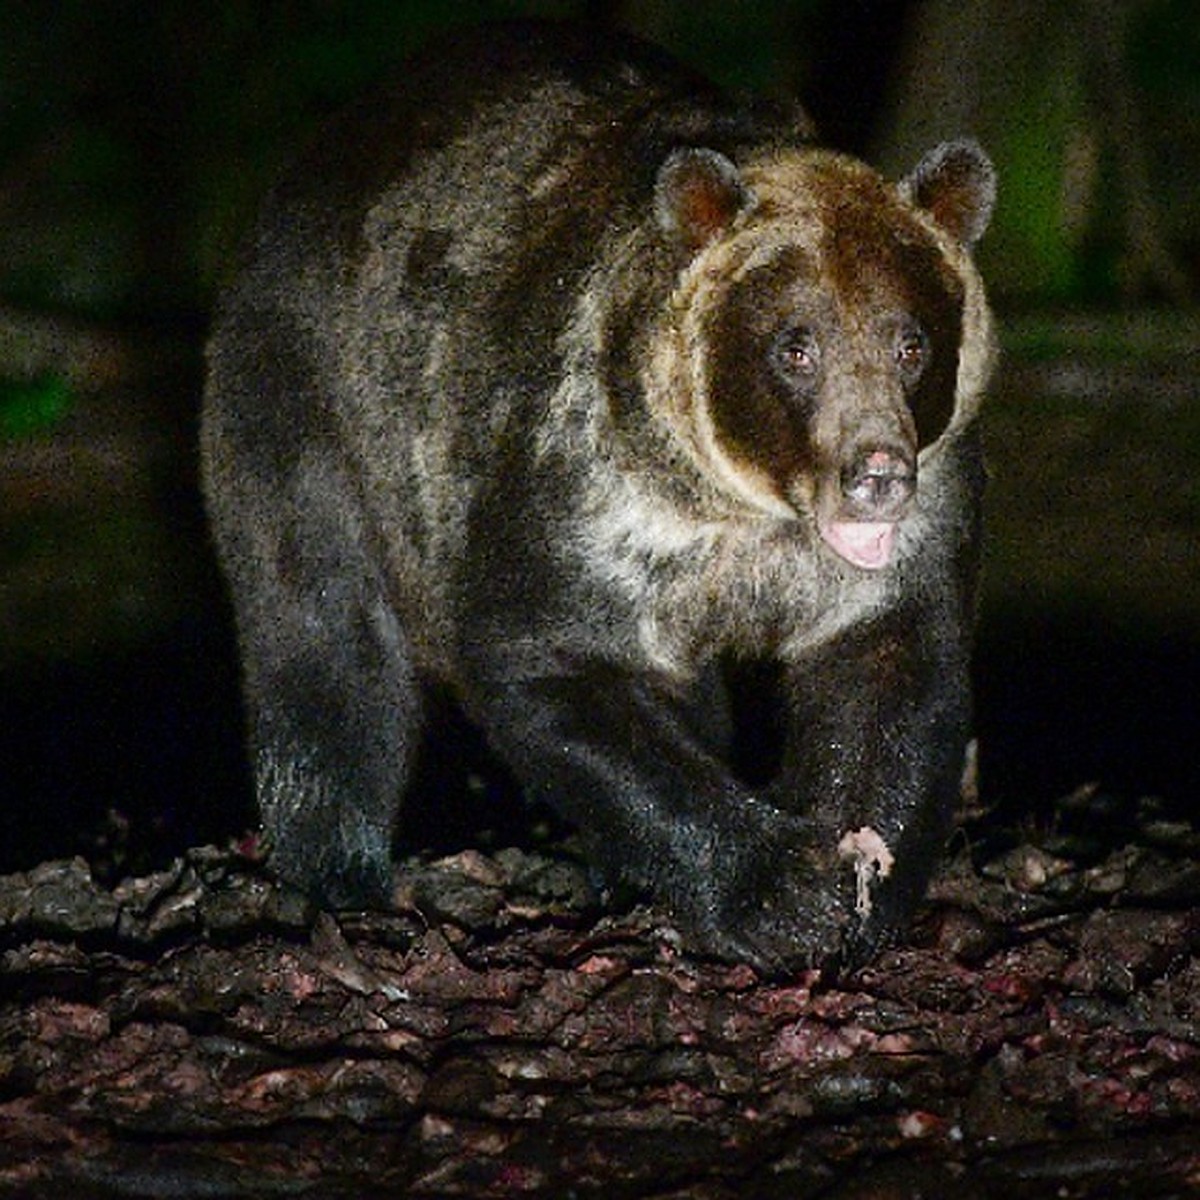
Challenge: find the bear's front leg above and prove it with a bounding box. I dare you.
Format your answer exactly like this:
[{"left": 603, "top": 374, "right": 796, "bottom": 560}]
[
  {"left": 468, "top": 659, "right": 851, "bottom": 973},
  {"left": 769, "top": 600, "right": 974, "bottom": 966}
]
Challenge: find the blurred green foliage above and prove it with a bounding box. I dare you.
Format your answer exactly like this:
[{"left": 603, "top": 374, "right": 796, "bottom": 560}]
[
  {"left": 987, "top": 73, "right": 1087, "bottom": 303},
  {"left": 0, "top": 0, "right": 1195, "bottom": 318},
  {"left": 0, "top": 376, "right": 73, "bottom": 439}
]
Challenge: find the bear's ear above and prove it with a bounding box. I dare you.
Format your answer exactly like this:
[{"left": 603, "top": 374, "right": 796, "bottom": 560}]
[
  {"left": 655, "top": 147, "right": 754, "bottom": 251},
  {"left": 901, "top": 140, "right": 996, "bottom": 248}
]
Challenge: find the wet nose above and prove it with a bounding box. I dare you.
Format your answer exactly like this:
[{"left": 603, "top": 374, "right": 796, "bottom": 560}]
[{"left": 840, "top": 448, "right": 916, "bottom": 519}]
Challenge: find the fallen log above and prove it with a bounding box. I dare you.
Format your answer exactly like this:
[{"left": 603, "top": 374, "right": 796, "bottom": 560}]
[{"left": 2, "top": 789, "right": 1199, "bottom": 1198}]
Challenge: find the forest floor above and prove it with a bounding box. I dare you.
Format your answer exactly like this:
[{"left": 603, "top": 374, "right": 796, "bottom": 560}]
[{"left": 2, "top": 783, "right": 1199, "bottom": 1198}]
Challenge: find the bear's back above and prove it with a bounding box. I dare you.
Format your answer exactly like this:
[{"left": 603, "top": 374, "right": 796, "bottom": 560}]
[{"left": 223, "top": 22, "right": 814, "bottom": 308}]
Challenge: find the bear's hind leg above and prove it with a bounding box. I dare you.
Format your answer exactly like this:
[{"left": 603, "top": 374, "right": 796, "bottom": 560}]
[
  {"left": 244, "top": 535, "right": 419, "bottom": 909},
  {"left": 205, "top": 337, "right": 417, "bottom": 909}
]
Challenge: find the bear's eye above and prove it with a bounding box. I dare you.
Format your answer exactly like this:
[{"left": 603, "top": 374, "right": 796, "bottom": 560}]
[
  {"left": 772, "top": 327, "right": 821, "bottom": 384},
  {"left": 894, "top": 324, "right": 929, "bottom": 384}
]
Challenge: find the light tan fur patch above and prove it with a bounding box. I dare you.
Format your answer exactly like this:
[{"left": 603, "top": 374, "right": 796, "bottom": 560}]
[{"left": 838, "top": 825, "right": 896, "bottom": 918}]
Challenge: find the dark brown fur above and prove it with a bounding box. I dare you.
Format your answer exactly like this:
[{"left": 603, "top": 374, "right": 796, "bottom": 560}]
[{"left": 202, "top": 22, "right": 995, "bottom": 971}]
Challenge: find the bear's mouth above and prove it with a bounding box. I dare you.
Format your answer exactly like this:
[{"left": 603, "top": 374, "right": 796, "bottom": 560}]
[{"left": 818, "top": 518, "right": 899, "bottom": 570}]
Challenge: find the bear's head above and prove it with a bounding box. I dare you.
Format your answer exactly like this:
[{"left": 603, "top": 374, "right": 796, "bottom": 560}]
[{"left": 650, "top": 140, "right": 995, "bottom": 569}]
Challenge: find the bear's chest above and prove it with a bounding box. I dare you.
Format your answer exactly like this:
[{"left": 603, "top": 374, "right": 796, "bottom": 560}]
[{"left": 575, "top": 467, "right": 896, "bottom": 678}]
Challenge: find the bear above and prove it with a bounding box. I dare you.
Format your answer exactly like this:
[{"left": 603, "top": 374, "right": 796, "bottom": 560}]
[{"left": 201, "top": 20, "right": 996, "bottom": 972}]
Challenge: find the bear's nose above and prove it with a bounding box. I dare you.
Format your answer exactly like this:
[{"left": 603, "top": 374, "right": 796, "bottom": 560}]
[{"left": 840, "top": 448, "right": 916, "bottom": 519}]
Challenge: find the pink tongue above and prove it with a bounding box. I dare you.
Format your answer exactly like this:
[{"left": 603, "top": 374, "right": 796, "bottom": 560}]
[{"left": 820, "top": 521, "right": 897, "bottom": 570}]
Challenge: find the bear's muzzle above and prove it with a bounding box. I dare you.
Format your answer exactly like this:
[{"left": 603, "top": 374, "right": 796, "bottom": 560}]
[{"left": 839, "top": 447, "right": 916, "bottom": 522}]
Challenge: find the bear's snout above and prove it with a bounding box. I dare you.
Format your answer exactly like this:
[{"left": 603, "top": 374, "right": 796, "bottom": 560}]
[{"left": 839, "top": 447, "right": 916, "bottom": 521}]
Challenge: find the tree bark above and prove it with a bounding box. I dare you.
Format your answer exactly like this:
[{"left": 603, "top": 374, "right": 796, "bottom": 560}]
[{"left": 2, "top": 792, "right": 1199, "bottom": 1198}]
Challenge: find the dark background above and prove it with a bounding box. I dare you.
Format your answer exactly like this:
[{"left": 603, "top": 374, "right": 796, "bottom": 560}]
[{"left": 1, "top": 0, "right": 1198, "bottom": 879}]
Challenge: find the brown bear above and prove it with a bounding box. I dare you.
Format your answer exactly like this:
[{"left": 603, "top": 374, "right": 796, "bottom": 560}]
[{"left": 201, "top": 21, "right": 996, "bottom": 972}]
